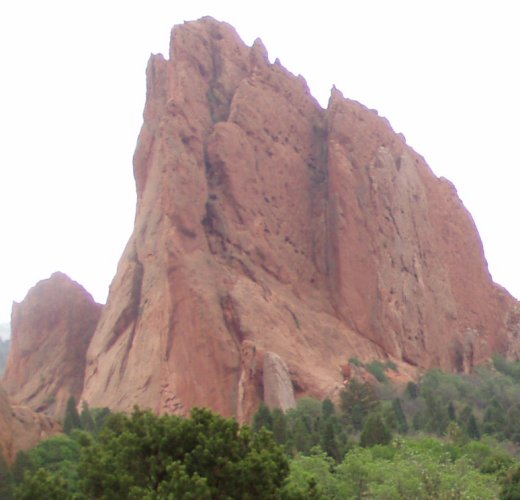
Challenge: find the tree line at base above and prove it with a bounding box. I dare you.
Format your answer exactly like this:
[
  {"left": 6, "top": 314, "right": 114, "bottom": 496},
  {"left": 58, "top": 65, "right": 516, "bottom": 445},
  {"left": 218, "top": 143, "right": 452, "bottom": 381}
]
[{"left": 3, "top": 355, "right": 520, "bottom": 498}]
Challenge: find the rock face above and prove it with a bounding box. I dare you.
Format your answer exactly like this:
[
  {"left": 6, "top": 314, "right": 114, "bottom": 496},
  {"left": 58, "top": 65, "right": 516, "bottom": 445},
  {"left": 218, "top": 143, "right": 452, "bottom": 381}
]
[
  {"left": 0, "top": 382, "right": 59, "bottom": 463},
  {"left": 263, "top": 352, "right": 296, "bottom": 411},
  {"left": 0, "top": 384, "right": 12, "bottom": 461},
  {"left": 76, "top": 17, "right": 520, "bottom": 422},
  {"left": 3, "top": 272, "right": 102, "bottom": 417}
]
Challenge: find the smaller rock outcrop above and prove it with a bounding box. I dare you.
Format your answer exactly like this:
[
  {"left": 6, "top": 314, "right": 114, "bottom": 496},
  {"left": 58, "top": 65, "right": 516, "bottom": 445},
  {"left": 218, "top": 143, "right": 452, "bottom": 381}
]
[
  {"left": 263, "top": 352, "right": 296, "bottom": 411},
  {"left": 2, "top": 272, "right": 102, "bottom": 417},
  {"left": 0, "top": 383, "right": 59, "bottom": 463},
  {"left": 0, "top": 384, "right": 12, "bottom": 461}
]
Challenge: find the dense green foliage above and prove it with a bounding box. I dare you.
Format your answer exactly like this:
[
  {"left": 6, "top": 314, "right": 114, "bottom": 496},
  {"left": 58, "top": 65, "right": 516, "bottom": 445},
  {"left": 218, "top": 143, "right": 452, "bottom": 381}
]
[
  {"left": 63, "top": 397, "right": 82, "bottom": 435},
  {"left": 360, "top": 414, "right": 392, "bottom": 447},
  {"left": 286, "top": 439, "right": 504, "bottom": 498},
  {"left": 5, "top": 407, "right": 289, "bottom": 499},
  {"left": 7, "top": 358, "right": 520, "bottom": 498},
  {"left": 80, "top": 407, "right": 288, "bottom": 499}
]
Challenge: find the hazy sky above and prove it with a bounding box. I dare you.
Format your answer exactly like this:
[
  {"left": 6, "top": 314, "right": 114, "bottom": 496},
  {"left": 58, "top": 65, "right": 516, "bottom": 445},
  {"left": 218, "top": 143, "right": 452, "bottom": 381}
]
[{"left": 0, "top": 1, "right": 519, "bottom": 331}]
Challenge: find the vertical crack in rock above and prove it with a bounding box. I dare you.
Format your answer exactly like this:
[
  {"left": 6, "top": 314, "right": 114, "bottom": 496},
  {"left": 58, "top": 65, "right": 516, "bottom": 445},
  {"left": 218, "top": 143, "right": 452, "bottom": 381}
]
[{"left": 107, "top": 250, "right": 144, "bottom": 353}]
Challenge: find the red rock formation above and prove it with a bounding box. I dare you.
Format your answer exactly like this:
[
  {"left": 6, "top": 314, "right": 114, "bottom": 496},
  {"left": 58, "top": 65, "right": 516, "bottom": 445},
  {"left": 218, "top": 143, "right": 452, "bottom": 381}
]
[
  {"left": 0, "top": 383, "right": 60, "bottom": 463},
  {"left": 77, "top": 17, "right": 519, "bottom": 422},
  {"left": 0, "top": 384, "right": 12, "bottom": 461},
  {"left": 3, "top": 272, "right": 102, "bottom": 417},
  {"left": 263, "top": 352, "right": 296, "bottom": 411}
]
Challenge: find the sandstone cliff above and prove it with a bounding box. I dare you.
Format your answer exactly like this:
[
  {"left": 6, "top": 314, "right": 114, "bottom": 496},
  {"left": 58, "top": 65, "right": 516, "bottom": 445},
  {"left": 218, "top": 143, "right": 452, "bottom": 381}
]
[
  {"left": 3, "top": 272, "right": 102, "bottom": 417},
  {"left": 0, "top": 382, "right": 59, "bottom": 463},
  {"left": 75, "top": 17, "right": 519, "bottom": 422}
]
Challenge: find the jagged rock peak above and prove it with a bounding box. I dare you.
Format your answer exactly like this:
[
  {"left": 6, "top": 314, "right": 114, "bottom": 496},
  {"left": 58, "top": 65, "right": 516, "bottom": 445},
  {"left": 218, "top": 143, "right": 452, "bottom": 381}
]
[
  {"left": 3, "top": 272, "right": 102, "bottom": 417},
  {"left": 65, "top": 18, "right": 520, "bottom": 422}
]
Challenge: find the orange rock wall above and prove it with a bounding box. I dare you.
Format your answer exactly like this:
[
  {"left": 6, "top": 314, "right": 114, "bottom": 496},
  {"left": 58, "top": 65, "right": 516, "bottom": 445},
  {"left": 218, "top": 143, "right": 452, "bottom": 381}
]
[
  {"left": 4, "top": 19, "right": 519, "bottom": 426},
  {"left": 0, "top": 383, "right": 60, "bottom": 463},
  {"left": 80, "top": 18, "right": 519, "bottom": 422},
  {"left": 3, "top": 272, "right": 102, "bottom": 416}
]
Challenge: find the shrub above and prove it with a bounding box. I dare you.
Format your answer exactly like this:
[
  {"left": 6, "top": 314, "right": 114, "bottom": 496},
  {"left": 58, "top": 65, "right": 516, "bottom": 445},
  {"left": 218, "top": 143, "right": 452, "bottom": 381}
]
[
  {"left": 365, "top": 361, "right": 388, "bottom": 383},
  {"left": 348, "top": 357, "right": 363, "bottom": 367}
]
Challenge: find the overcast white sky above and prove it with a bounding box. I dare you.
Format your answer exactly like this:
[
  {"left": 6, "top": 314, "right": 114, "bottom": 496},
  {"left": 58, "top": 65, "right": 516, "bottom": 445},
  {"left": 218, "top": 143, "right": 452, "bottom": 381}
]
[{"left": 0, "top": 1, "right": 519, "bottom": 333}]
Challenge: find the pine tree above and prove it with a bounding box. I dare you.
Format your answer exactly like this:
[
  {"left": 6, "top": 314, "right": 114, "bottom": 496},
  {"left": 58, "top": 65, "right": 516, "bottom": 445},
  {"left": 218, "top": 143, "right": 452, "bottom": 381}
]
[
  {"left": 0, "top": 452, "right": 13, "bottom": 500},
  {"left": 322, "top": 398, "right": 335, "bottom": 419},
  {"left": 360, "top": 414, "right": 392, "bottom": 447},
  {"left": 483, "top": 399, "right": 506, "bottom": 436},
  {"left": 392, "top": 398, "right": 408, "bottom": 434},
  {"left": 252, "top": 403, "right": 273, "bottom": 432},
  {"left": 467, "top": 413, "right": 480, "bottom": 440},
  {"left": 424, "top": 393, "right": 449, "bottom": 435},
  {"left": 63, "top": 396, "right": 82, "bottom": 434},
  {"left": 448, "top": 401, "right": 456, "bottom": 421},
  {"left": 80, "top": 402, "right": 96, "bottom": 433},
  {"left": 320, "top": 419, "right": 342, "bottom": 461},
  {"left": 340, "top": 379, "right": 379, "bottom": 431},
  {"left": 405, "top": 381, "right": 419, "bottom": 399},
  {"left": 271, "top": 408, "right": 287, "bottom": 445},
  {"left": 291, "top": 417, "right": 312, "bottom": 454}
]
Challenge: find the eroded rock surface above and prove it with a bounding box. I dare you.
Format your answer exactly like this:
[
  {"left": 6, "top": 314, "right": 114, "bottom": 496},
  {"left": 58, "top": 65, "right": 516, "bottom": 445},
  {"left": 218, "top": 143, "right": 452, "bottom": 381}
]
[
  {"left": 263, "top": 352, "right": 296, "bottom": 411},
  {"left": 73, "top": 18, "right": 520, "bottom": 422},
  {"left": 3, "top": 272, "right": 102, "bottom": 417},
  {"left": 0, "top": 383, "right": 59, "bottom": 463}
]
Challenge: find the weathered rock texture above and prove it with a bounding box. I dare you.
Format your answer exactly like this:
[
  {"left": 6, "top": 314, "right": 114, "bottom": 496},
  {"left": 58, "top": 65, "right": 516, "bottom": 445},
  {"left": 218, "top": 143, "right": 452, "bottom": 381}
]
[
  {"left": 75, "top": 17, "right": 519, "bottom": 421},
  {"left": 3, "top": 272, "right": 102, "bottom": 417},
  {"left": 263, "top": 352, "right": 296, "bottom": 411},
  {"left": 0, "top": 383, "right": 60, "bottom": 463}
]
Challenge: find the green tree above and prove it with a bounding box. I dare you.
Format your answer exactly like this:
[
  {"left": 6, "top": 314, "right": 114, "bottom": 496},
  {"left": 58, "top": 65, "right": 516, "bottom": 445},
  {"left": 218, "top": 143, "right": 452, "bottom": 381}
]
[
  {"left": 459, "top": 405, "right": 480, "bottom": 440},
  {"left": 252, "top": 403, "right": 273, "bottom": 433},
  {"left": 505, "top": 404, "right": 520, "bottom": 443},
  {"left": 0, "top": 452, "right": 13, "bottom": 500},
  {"left": 285, "top": 398, "right": 322, "bottom": 454},
  {"left": 424, "top": 393, "right": 450, "bottom": 435},
  {"left": 340, "top": 380, "right": 379, "bottom": 431},
  {"left": 334, "top": 439, "right": 500, "bottom": 499},
  {"left": 80, "top": 402, "right": 96, "bottom": 433},
  {"left": 447, "top": 421, "right": 468, "bottom": 447},
  {"left": 80, "top": 407, "right": 289, "bottom": 499},
  {"left": 271, "top": 408, "right": 287, "bottom": 445},
  {"left": 483, "top": 398, "right": 507, "bottom": 436},
  {"left": 321, "top": 398, "right": 335, "bottom": 419},
  {"left": 13, "top": 468, "right": 68, "bottom": 500},
  {"left": 405, "top": 381, "right": 419, "bottom": 399},
  {"left": 360, "top": 414, "right": 392, "bottom": 447},
  {"left": 10, "top": 433, "right": 83, "bottom": 497},
  {"left": 500, "top": 464, "right": 520, "bottom": 499},
  {"left": 392, "top": 398, "right": 408, "bottom": 434},
  {"left": 11, "top": 452, "right": 34, "bottom": 485},
  {"left": 286, "top": 450, "right": 346, "bottom": 498},
  {"left": 290, "top": 417, "right": 313, "bottom": 454},
  {"left": 467, "top": 414, "right": 481, "bottom": 440},
  {"left": 448, "top": 401, "right": 457, "bottom": 421},
  {"left": 63, "top": 396, "right": 82, "bottom": 434},
  {"left": 320, "top": 419, "right": 342, "bottom": 461},
  {"left": 93, "top": 407, "right": 111, "bottom": 430},
  {"left": 155, "top": 461, "right": 211, "bottom": 499}
]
